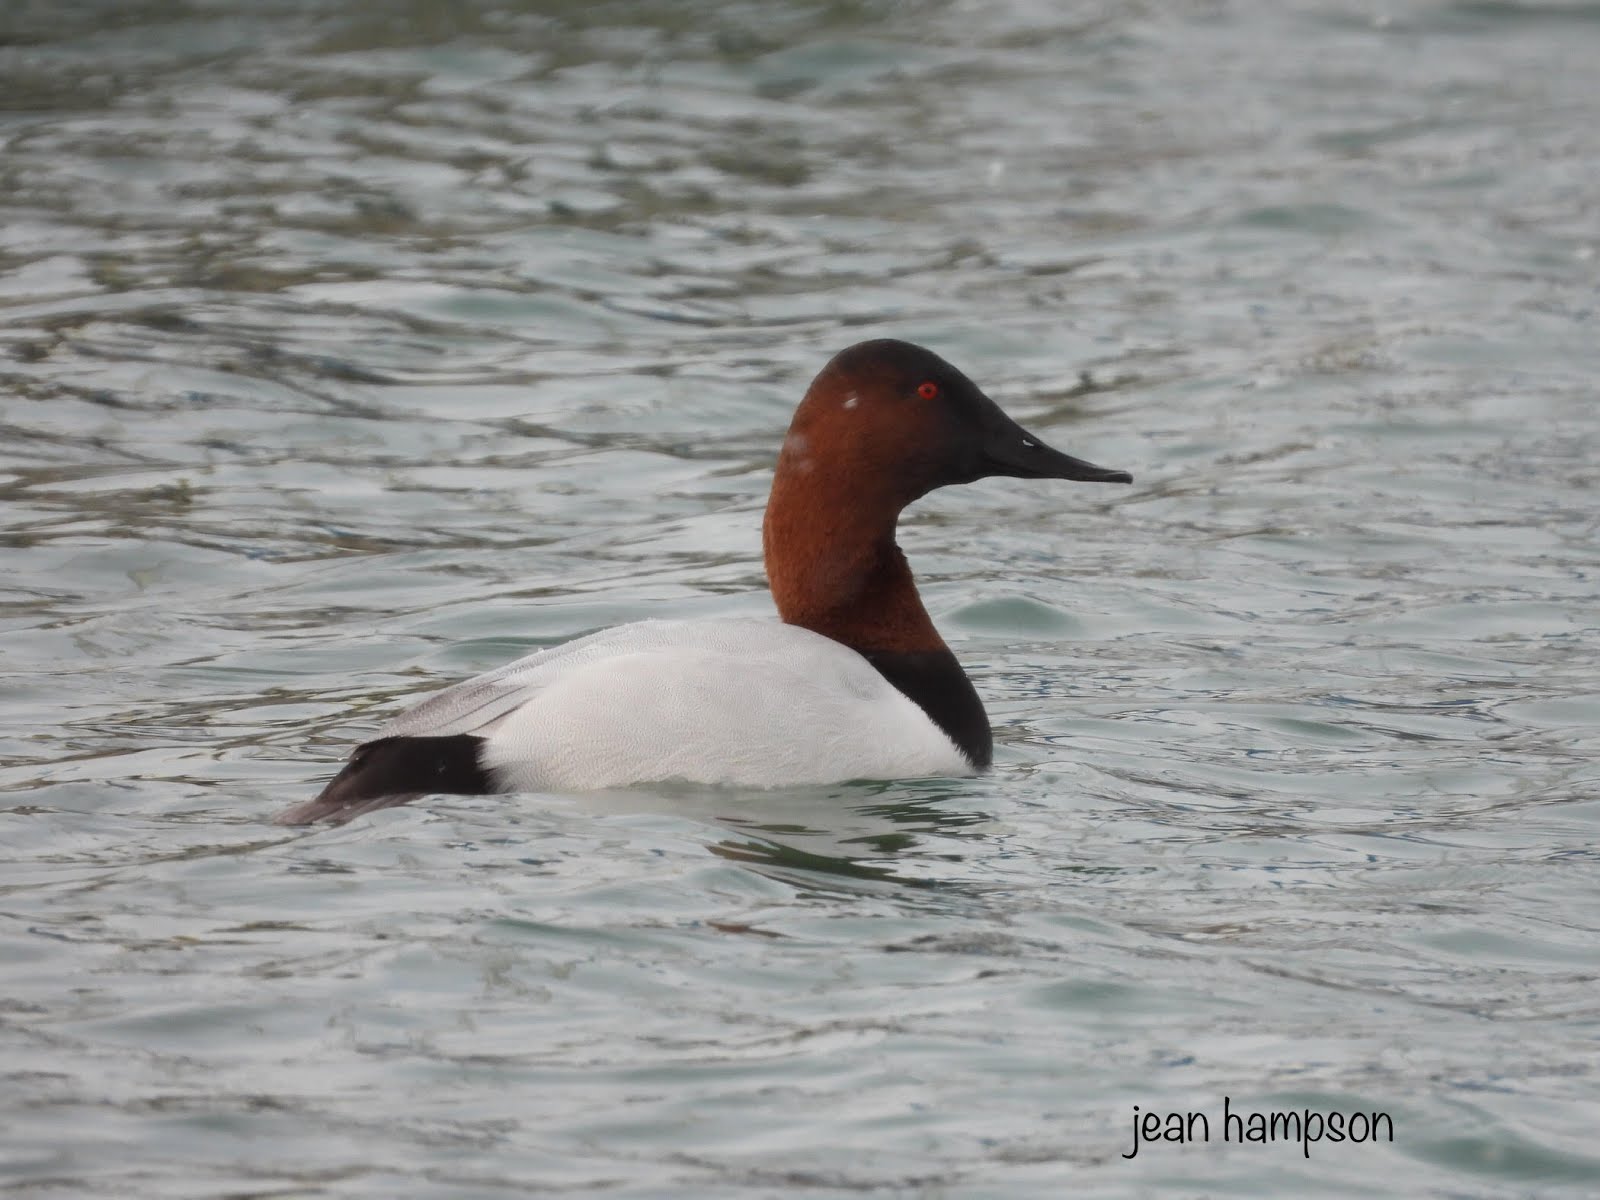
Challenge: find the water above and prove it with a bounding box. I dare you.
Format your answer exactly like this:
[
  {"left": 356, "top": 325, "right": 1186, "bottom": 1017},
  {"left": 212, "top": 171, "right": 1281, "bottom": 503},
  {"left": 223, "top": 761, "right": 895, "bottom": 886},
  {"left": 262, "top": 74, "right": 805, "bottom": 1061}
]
[{"left": 2, "top": 0, "right": 1597, "bottom": 1195}]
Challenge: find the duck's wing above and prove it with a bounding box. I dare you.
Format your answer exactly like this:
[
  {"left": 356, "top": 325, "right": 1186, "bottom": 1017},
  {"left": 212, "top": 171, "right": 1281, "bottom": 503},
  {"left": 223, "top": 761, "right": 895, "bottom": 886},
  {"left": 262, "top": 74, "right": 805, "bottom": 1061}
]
[
  {"left": 373, "top": 622, "right": 641, "bottom": 739},
  {"left": 278, "top": 620, "right": 802, "bottom": 825},
  {"left": 277, "top": 623, "right": 671, "bottom": 825}
]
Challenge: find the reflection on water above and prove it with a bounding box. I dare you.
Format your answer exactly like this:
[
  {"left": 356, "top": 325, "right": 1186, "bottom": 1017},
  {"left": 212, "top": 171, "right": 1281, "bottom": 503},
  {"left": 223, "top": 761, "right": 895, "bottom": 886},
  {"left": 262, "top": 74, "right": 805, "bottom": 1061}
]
[
  {"left": 714, "top": 795, "right": 993, "bottom": 892},
  {"left": 4, "top": 0, "right": 1600, "bottom": 1196},
  {"left": 561, "top": 781, "right": 999, "bottom": 894}
]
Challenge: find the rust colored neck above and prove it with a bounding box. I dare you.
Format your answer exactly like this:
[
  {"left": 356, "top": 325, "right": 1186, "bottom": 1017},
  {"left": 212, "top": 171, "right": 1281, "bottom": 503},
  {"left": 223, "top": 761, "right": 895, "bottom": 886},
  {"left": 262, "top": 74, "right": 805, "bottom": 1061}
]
[{"left": 763, "top": 461, "right": 946, "bottom": 657}]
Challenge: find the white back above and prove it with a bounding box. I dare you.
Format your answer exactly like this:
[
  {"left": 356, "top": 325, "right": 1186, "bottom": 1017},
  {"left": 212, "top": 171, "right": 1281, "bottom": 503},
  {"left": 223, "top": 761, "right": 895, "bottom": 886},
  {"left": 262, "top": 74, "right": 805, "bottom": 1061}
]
[{"left": 376, "top": 618, "right": 972, "bottom": 791}]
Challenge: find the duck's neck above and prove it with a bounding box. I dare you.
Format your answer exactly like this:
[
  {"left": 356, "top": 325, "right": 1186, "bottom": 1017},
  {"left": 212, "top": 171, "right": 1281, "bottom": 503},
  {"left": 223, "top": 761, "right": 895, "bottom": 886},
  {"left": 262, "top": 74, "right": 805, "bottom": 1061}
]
[
  {"left": 763, "top": 474, "right": 942, "bottom": 655},
  {"left": 763, "top": 467, "right": 993, "bottom": 768}
]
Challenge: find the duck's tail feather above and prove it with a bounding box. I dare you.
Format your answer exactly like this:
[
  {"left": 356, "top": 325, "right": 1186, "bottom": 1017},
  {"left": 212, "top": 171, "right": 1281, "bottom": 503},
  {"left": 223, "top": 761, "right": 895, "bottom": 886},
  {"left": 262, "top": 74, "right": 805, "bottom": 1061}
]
[{"left": 274, "top": 734, "right": 494, "bottom": 825}]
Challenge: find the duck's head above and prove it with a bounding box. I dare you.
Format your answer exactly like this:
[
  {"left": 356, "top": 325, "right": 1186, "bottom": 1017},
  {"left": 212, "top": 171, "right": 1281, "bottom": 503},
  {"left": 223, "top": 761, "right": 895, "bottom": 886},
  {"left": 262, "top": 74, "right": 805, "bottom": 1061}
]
[{"left": 775, "top": 338, "right": 1131, "bottom": 509}]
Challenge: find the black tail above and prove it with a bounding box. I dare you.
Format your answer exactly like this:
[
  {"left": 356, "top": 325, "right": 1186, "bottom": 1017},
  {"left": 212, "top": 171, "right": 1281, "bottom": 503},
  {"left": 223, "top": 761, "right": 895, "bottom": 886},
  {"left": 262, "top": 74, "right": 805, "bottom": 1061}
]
[{"left": 275, "top": 734, "right": 494, "bottom": 825}]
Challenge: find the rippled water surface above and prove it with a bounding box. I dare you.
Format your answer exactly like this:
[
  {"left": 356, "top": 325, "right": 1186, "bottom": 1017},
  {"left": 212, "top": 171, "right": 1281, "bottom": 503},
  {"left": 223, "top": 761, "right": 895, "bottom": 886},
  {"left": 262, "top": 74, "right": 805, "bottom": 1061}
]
[{"left": 3, "top": 1, "right": 1598, "bottom": 1195}]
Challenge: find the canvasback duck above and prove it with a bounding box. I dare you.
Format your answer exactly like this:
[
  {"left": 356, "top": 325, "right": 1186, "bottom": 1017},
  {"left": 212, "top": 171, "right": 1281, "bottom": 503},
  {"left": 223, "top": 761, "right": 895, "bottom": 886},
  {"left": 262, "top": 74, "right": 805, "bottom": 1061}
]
[{"left": 276, "top": 339, "right": 1131, "bottom": 825}]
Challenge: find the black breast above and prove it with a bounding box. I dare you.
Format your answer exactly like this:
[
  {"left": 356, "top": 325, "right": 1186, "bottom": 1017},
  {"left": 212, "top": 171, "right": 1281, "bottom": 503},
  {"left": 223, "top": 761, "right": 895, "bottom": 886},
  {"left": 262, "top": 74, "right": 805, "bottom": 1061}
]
[{"left": 859, "top": 647, "right": 992, "bottom": 769}]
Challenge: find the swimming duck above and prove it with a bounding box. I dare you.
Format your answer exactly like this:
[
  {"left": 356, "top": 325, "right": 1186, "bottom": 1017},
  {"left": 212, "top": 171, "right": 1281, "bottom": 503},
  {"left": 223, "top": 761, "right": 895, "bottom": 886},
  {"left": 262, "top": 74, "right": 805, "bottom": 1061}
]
[{"left": 276, "top": 339, "right": 1131, "bottom": 824}]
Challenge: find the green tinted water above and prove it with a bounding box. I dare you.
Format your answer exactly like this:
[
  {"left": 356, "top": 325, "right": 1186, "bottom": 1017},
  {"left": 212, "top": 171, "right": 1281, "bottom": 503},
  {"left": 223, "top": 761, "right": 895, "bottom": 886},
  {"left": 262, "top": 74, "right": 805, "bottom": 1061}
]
[{"left": 2, "top": 1, "right": 1597, "bottom": 1196}]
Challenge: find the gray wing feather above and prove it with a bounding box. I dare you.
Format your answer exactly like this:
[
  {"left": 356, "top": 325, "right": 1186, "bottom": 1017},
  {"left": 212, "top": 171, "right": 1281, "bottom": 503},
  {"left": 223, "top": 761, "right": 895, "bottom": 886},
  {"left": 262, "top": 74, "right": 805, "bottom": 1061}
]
[{"left": 372, "top": 620, "right": 739, "bottom": 740}]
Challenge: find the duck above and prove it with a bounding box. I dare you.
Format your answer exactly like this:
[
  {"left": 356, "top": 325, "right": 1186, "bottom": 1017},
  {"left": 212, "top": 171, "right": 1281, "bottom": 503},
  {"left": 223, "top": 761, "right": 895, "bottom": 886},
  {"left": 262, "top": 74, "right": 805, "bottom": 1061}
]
[{"left": 275, "top": 339, "right": 1131, "bottom": 825}]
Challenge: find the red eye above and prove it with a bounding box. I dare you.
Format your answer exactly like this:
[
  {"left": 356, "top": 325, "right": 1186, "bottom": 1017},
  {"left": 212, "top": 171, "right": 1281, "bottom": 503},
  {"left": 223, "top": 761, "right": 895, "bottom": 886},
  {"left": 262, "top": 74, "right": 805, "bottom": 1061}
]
[{"left": 916, "top": 381, "right": 939, "bottom": 400}]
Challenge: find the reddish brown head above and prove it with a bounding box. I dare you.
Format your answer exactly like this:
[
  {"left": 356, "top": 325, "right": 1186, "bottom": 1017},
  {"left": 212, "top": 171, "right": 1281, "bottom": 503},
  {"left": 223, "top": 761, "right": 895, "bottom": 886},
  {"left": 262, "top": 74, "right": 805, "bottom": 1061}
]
[{"left": 763, "top": 339, "right": 1131, "bottom": 657}]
